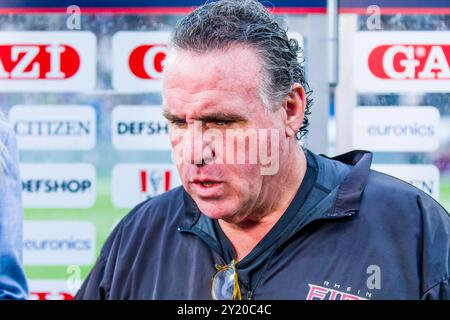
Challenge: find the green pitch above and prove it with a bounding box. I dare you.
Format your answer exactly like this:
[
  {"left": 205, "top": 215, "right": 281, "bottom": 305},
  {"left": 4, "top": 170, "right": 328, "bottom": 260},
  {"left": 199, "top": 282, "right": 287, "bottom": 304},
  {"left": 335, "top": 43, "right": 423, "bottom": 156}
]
[{"left": 440, "top": 176, "right": 450, "bottom": 215}]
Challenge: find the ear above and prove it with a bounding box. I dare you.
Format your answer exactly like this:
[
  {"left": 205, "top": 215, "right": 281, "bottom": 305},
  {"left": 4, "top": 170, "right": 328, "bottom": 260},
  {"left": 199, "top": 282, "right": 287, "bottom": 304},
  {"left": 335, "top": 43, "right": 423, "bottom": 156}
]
[{"left": 282, "top": 83, "right": 306, "bottom": 138}]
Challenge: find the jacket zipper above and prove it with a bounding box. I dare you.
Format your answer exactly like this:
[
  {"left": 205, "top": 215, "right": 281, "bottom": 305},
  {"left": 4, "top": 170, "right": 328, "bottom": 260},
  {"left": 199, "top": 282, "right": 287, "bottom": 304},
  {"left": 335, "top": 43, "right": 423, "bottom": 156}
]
[{"left": 179, "top": 212, "right": 357, "bottom": 300}]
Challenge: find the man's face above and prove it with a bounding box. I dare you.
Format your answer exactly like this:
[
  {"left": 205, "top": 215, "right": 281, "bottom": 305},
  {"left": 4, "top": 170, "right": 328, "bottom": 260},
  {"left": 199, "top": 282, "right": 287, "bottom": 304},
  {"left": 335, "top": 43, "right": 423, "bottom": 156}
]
[{"left": 162, "top": 45, "right": 288, "bottom": 223}]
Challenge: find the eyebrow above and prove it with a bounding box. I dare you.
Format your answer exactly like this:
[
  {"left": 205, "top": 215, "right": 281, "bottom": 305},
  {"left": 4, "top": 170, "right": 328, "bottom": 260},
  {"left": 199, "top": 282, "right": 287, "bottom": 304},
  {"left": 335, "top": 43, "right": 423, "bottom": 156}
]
[
  {"left": 163, "top": 110, "right": 246, "bottom": 123},
  {"left": 162, "top": 110, "right": 182, "bottom": 122}
]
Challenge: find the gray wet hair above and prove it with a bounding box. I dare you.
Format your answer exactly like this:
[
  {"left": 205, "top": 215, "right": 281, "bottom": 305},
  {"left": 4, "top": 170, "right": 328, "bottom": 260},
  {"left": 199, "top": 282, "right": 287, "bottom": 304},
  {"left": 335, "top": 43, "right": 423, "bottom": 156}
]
[{"left": 170, "top": 0, "right": 313, "bottom": 140}]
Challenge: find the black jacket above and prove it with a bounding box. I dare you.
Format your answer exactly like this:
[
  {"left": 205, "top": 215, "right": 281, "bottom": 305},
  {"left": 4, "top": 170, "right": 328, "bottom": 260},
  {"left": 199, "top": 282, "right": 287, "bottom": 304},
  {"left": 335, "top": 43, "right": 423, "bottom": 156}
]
[{"left": 75, "top": 150, "right": 450, "bottom": 300}]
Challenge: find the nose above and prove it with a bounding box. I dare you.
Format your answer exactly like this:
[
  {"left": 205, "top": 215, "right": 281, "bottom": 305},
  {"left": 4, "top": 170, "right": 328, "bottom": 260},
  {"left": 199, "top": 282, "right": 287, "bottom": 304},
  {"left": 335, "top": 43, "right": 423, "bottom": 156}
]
[
  {"left": 181, "top": 121, "right": 216, "bottom": 166},
  {"left": 200, "top": 144, "right": 216, "bottom": 166}
]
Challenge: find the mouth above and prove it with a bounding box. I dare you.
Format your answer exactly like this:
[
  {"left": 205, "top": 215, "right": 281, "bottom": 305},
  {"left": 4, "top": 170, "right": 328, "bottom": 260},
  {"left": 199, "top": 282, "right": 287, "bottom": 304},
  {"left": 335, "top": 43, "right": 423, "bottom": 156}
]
[
  {"left": 190, "top": 179, "right": 224, "bottom": 197},
  {"left": 192, "top": 179, "right": 223, "bottom": 188}
]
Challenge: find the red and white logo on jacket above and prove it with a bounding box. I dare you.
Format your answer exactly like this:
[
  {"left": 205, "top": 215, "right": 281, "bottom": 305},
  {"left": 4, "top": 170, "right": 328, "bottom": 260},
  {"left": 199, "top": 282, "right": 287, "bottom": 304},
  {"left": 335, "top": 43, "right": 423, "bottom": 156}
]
[
  {"left": 112, "top": 31, "right": 170, "bottom": 92},
  {"left": 353, "top": 32, "right": 450, "bottom": 92},
  {"left": 0, "top": 32, "right": 96, "bottom": 92}
]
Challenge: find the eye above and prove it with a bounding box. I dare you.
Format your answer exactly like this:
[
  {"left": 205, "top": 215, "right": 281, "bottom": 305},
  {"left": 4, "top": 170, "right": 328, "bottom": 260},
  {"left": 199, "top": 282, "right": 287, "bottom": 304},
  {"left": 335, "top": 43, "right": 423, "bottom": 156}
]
[
  {"left": 212, "top": 120, "right": 232, "bottom": 126},
  {"left": 171, "top": 119, "right": 187, "bottom": 127}
]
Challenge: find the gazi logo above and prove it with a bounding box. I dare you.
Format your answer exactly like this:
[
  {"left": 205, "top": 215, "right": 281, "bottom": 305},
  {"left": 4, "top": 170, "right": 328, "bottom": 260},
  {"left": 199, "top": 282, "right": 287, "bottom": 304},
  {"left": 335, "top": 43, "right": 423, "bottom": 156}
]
[
  {"left": 0, "top": 32, "right": 96, "bottom": 92},
  {"left": 112, "top": 31, "right": 170, "bottom": 92},
  {"left": 140, "top": 169, "right": 172, "bottom": 200},
  {"left": 30, "top": 291, "right": 74, "bottom": 300},
  {"left": 368, "top": 44, "right": 450, "bottom": 80},
  {"left": 353, "top": 32, "right": 450, "bottom": 92},
  {"left": 0, "top": 44, "right": 79, "bottom": 79},
  {"left": 28, "top": 280, "right": 80, "bottom": 300},
  {"left": 128, "top": 44, "right": 167, "bottom": 80}
]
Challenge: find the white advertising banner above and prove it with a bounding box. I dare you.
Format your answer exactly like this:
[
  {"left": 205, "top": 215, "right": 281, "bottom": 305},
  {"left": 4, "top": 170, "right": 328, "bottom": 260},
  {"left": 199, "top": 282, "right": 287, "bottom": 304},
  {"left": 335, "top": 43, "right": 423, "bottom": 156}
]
[
  {"left": 353, "top": 32, "right": 450, "bottom": 93},
  {"left": 112, "top": 163, "right": 181, "bottom": 208},
  {"left": 112, "top": 31, "right": 170, "bottom": 92},
  {"left": 353, "top": 106, "right": 440, "bottom": 152},
  {"left": 9, "top": 105, "right": 96, "bottom": 150},
  {"left": 28, "top": 279, "right": 81, "bottom": 300},
  {"left": 0, "top": 32, "right": 96, "bottom": 92},
  {"left": 21, "top": 163, "right": 96, "bottom": 208},
  {"left": 24, "top": 221, "right": 96, "bottom": 266},
  {"left": 111, "top": 105, "right": 170, "bottom": 150}
]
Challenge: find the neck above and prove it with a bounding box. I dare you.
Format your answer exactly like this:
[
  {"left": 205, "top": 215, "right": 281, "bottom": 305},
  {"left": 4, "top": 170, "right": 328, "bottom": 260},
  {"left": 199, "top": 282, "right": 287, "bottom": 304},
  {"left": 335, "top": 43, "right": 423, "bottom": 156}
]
[{"left": 219, "top": 144, "right": 307, "bottom": 261}]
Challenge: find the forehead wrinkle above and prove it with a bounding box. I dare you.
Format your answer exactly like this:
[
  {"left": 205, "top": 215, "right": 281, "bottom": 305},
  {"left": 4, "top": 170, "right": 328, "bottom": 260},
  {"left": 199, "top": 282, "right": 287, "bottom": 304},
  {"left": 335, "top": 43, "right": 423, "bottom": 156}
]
[
  {"left": 164, "top": 95, "right": 226, "bottom": 121},
  {"left": 164, "top": 77, "right": 260, "bottom": 114},
  {"left": 162, "top": 45, "right": 266, "bottom": 118},
  {"left": 165, "top": 86, "right": 257, "bottom": 102},
  {"left": 164, "top": 44, "right": 263, "bottom": 93},
  {"left": 164, "top": 96, "right": 245, "bottom": 120},
  {"left": 164, "top": 88, "right": 263, "bottom": 121}
]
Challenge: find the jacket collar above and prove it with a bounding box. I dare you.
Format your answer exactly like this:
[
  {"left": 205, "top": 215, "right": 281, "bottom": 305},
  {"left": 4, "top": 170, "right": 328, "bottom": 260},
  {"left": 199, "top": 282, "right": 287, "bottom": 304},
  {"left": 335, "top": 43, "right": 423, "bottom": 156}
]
[
  {"left": 181, "top": 149, "right": 374, "bottom": 228},
  {"left": 320, "top": 150, "right": 373, "bottom": 218},
  {"left": 181, "top": 190, "right": 202, "bottom": 230}
]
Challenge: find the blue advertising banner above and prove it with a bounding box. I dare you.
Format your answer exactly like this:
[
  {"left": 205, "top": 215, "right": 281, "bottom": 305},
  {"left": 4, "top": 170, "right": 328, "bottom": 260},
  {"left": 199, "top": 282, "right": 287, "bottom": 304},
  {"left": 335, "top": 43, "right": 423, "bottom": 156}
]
[
  {"left": 0, "top": 0, "right": 325, "bottom": 14},
  {"left": 0, "top": 0, "right": 448, "bottom": 14}
]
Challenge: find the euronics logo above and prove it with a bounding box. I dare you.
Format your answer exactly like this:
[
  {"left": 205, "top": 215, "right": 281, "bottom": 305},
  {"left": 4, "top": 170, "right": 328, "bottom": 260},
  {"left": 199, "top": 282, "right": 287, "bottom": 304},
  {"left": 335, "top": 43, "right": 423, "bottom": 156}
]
[
  {"left": 366, "top": 124, "right": 435, "bottom": 137},
  {"left": 353, "top": 106, "right": 440, "bottom": 152},
  {"left": 24, "top": 221, "right": 96, "bottom": 266}
]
